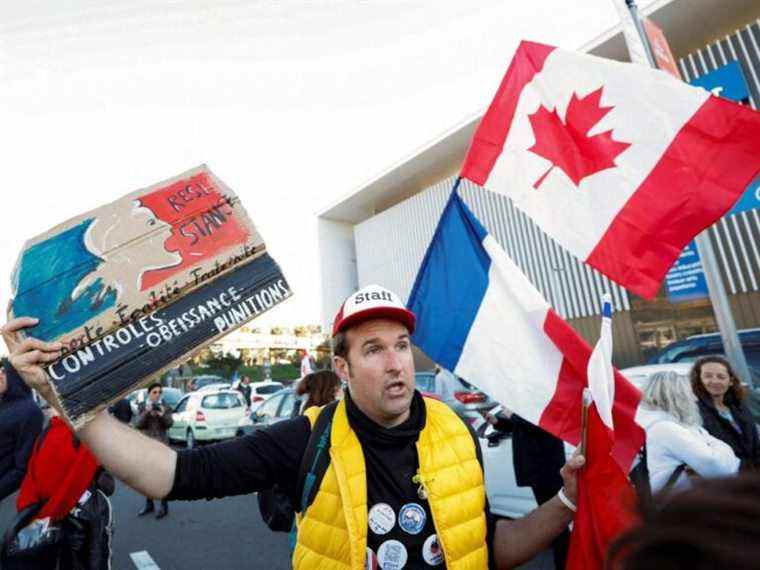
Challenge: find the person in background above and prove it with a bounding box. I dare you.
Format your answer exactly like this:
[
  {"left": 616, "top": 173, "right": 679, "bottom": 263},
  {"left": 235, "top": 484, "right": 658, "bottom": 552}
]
[
  {"left": 486, "top": 408, "right": 569, "bottom": 569},
  {"left": 299, "top": 349, "right": 313, "bottom": 378},
  {"left": 637, "top": 371, "right": 739, "bottom": 494},
  {"left": 294, "top": 370, "right": 343, "bottom": 415},
  {"left": 691, "top": 355, "right": 760, "bottom": 470},
  {"left": 135, "top": 382, "right": 173, "bottom": 518},
  {"left": 0, "top": 357, "right": 43, "bottom": 503},
  {"left": 15, "top": 411, "right": 114, "bottom": 569},
  {"left": 607, "top": 472, "right": 760, "bottom": 570},
  {"left": 237, "top": 375, "right": 252, "bottom": 409},
  {"left": 108, "top": 397, "right": 133, "bottom": 425}
]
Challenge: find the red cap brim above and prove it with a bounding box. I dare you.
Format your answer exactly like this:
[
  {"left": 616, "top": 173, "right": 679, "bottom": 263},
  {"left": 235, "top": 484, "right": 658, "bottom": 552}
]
[{"left": 332, "top": 306, "right": 416, "bottom": 337}]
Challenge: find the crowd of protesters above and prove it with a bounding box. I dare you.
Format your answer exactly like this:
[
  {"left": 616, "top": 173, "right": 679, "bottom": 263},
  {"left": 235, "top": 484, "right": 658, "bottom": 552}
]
[{"left": 0, "top": 285, "right": 758, "bottom": 569}]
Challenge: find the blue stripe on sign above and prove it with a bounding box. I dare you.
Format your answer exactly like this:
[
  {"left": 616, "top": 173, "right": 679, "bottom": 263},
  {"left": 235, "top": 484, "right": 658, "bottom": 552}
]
[{"left": 408, "top": 184, "right": 491, "bottom": 371}]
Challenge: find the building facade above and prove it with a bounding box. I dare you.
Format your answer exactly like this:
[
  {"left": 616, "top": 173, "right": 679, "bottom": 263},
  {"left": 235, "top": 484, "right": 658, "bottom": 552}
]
[{"left": 318, "top": 1, "right": 760, "bottom": 368}]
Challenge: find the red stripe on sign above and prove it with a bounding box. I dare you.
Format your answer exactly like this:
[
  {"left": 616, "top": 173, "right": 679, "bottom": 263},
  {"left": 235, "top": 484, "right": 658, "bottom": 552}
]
[
  {"left": 460, "top": 41, "right": 555, "bottom": 186},
  {"left": 586, "top": 95, "right": 760, "bottom": 299},
  {"left": 539, "top": 310, "right": 644, "bottom": 471}
]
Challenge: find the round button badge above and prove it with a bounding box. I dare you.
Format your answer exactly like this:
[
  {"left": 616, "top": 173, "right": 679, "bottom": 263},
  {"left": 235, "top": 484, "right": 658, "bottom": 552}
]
[
  {"left": 368, "top": 503, "right": 396, "bottom": 536},
  {"left": 422, "top": 534, "right": 444, "bottom": 566},
  {"left": 398, "top": 503, "right": 426, "bottom": 535},
  {"left": 377, "top": 539, "right": 408, "bottom": 570}
]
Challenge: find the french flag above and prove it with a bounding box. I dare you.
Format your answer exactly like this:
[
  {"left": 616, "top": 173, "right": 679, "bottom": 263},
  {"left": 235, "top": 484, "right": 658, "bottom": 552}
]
[
  {"left": 407, "top": 188, "right": 644, "bottom": 470},
  {"left": 567, "top": 297, "right": 639, "bottom": 570},
  {"left": 461, "top": 41, "right": 760, "bottom": 299}
]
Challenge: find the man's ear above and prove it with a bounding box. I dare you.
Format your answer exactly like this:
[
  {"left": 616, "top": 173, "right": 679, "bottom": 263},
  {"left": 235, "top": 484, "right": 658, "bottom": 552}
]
[{"left": 333, "top": 355, "right": 350, "bottom": 382}]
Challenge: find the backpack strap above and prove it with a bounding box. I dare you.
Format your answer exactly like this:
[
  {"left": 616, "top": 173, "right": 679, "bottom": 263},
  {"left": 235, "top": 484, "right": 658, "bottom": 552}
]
[
  {"left": 630, "top": 441, "right": 653, "bottom": 507},
  {"left": 663, "top": 463, "right": 688, "bottom": 492},
  {"left": 295, "top": 400, "right": 339, "bottom": 514}
]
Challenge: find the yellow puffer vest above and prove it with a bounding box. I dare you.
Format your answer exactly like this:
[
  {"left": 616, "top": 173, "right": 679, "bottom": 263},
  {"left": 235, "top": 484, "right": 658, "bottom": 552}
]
[{"left": 293, "top": 397, "right": 488, "bottom": 569}]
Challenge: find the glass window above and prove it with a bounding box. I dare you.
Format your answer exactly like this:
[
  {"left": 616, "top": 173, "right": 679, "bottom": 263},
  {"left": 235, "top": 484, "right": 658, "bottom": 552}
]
[
  {"left": 257, "top": 394, "right": 283, "bottom": 417},
  {"left": 278, "top": 392, "right": 296, "bottom": 418},
  {"left": 256, "top": 384, "right": 284, "bottom": 395},
  {"left": 415, "top": 373, "right": 436, "bottom": 393},
  {"left": 174, "top": 397, "right": 189, "bottom": 413},
  {"left": 202, "top": 393, "right": 243, "bottom": 410},
  {"left": 456, "top": 378, "right": 481, "bottom": 393}
]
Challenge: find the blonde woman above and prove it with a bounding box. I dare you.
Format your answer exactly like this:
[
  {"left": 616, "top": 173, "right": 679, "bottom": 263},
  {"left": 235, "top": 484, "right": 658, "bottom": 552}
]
[{"left": 637, "top": 371, "right": 739, "bottom": 494}]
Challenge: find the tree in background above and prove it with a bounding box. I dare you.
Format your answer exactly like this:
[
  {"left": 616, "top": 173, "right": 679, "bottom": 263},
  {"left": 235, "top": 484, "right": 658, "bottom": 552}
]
[{"left": 203, "top": 352, "right": 244, "bottom": 378}]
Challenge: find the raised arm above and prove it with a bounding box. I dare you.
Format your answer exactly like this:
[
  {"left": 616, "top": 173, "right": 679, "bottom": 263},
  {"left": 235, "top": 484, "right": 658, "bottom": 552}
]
[
  {"left": 2, "top": 317, "right": 177, "bottom": 499},
  {"left": 78, "top": 410, "right": 177, "bottom": 498}
]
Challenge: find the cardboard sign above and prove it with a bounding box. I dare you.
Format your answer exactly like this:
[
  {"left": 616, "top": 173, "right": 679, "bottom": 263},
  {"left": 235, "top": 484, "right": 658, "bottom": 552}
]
[{"left": 11, "top": 165, "right": 292, "bottom": 426}]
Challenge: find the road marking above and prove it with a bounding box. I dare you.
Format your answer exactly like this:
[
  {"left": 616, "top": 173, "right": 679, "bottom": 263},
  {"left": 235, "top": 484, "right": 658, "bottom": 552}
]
[{"left": 130, "top": 550, "right": 161, "bottom": 569}]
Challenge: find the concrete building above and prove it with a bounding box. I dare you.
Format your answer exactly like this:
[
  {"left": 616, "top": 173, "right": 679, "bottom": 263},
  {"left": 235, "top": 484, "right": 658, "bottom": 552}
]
[
  {"left": 208, "top": 325, "right": 328, "bottom": 365},
  {"left": 317, "top": 0, "right": 760, "bottom": 368}
]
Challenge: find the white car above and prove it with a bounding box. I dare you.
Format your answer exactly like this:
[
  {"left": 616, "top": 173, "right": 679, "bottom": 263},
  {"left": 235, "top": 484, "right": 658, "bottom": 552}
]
[
  {"left": 194, "top": 382, "right": 232, "bottom": 393},
  {"left": 619, "top": 362, "right": 692, "bottom": 390},
  {"left": 249, "top": 381, "right": 285, "bottom": 409},
  {"left": 479, "top": 421, "right": 540, "bottom": 519},
  {"left": 482, "top": 362, "right": 691, "bottom": 519},
  {"left": 168, "top": 389, "right": 247, "bottom": 448}
]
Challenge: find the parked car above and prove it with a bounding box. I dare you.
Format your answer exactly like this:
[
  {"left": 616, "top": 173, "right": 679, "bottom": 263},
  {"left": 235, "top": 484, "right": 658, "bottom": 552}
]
[
  {"left": 647, "top": 328, "right": 760, "bottom": 382},
  {"left": 127, "top": 386, "right": 185, "bottom": 416},
  {"left": 236, "top": 387, "right": 297, "bottom": 436},
  {"left": 188, "top": 374, "right": 227, "bottom": 392},
  {"left": 414, "top": 369, "right": 492, "bottom": 424},
  {"left": 478, "top": 416, "right": 540, "bottom": 519},
  {"left": 160, "top": 387, "right": 185, "bottom": 411},
  {"left": 249, "top": 381, "right": 285, "bottom": 408},
  {"left": 168, "top": 389, "right": 247, "bottom": 448},
  {"left": 127, "top": 388, "right": 148, "bottom": 416},
  {"left": 619, "top": 362, "right": 693, "bottom": 391},
  {"left": 194, "top": 382, "right": 231, "bottom": 393}
]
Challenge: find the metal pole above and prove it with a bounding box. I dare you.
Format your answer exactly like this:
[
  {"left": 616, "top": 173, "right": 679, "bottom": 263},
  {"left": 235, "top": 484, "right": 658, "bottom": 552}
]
[
  {"left": 623, "top": 0, "right": 656, "bottom": 67},
  {"left": 694, "top": 232, "right": 752, "bottom": 386},
  {"left": 617, "top": 0, "right": 753, "bottom": 386}
]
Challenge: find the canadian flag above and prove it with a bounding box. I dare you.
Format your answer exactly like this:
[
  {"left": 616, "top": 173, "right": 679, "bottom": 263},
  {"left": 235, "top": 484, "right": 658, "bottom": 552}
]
[{"left": 461, "top": 41, "right": 760, "bottom": 299}]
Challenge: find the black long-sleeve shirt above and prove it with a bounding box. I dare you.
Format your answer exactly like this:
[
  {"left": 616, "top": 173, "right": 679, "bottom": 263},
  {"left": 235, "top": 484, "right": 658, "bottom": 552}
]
[{"left": 167, "top": 415, "right": 310, "bottom": 503}]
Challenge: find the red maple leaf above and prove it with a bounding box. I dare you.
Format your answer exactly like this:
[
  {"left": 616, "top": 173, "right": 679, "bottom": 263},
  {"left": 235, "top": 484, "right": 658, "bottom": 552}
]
[{"left": 528, "top": 87, "right": 631, "bottom": 190}]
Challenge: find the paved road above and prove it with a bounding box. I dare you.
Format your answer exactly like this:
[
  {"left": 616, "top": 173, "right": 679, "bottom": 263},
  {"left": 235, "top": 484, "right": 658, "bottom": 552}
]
[
  {"left": 110, "top": 484, "right": 552, "bottom": 569},
  {"left": 2, "top": 482, "right": 552, "bottom": 569},
  {"left": 111, "top": 483, "right": 291, "bottom": 570}
]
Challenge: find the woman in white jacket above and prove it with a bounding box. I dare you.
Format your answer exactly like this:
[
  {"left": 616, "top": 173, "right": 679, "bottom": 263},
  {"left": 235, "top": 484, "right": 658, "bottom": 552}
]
[{"left": 637, "top": 371, "right": 740, "bottom": 494}]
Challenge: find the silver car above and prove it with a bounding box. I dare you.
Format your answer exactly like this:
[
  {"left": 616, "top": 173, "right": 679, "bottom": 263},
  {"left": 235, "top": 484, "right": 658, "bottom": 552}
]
[{"left": 414, "top": 369, "right": 493, "bottom": 425}]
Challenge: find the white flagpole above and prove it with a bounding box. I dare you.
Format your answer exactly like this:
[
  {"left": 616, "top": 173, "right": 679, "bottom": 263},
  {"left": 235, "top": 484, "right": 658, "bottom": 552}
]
[{"left": 610, "top": 0, "right": 754, "bottom": 388}]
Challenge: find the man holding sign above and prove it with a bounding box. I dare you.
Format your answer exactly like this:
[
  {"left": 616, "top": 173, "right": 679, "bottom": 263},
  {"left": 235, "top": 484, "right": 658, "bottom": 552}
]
[{"left": 5, "top": 284, "right": 584, "bottom": 569}]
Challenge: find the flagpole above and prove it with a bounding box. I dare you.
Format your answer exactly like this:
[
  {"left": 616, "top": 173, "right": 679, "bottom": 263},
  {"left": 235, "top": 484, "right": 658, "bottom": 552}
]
[
  {"left": 580, "top": 388, "right": 592, "bottom": 458},
  {"left": 613, "top": 0, "right": 754, "bottom": 388}
]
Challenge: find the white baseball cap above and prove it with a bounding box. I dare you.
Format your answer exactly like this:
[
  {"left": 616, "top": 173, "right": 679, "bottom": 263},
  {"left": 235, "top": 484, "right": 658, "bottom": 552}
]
[{"left": 332, "top": 284, "right": 416, "bottom": 337}]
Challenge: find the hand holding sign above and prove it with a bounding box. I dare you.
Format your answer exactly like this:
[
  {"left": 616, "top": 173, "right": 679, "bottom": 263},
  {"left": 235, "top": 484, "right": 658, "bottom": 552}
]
[{"left": 9, "top": 165, "right": 291, "bottom": 427}]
